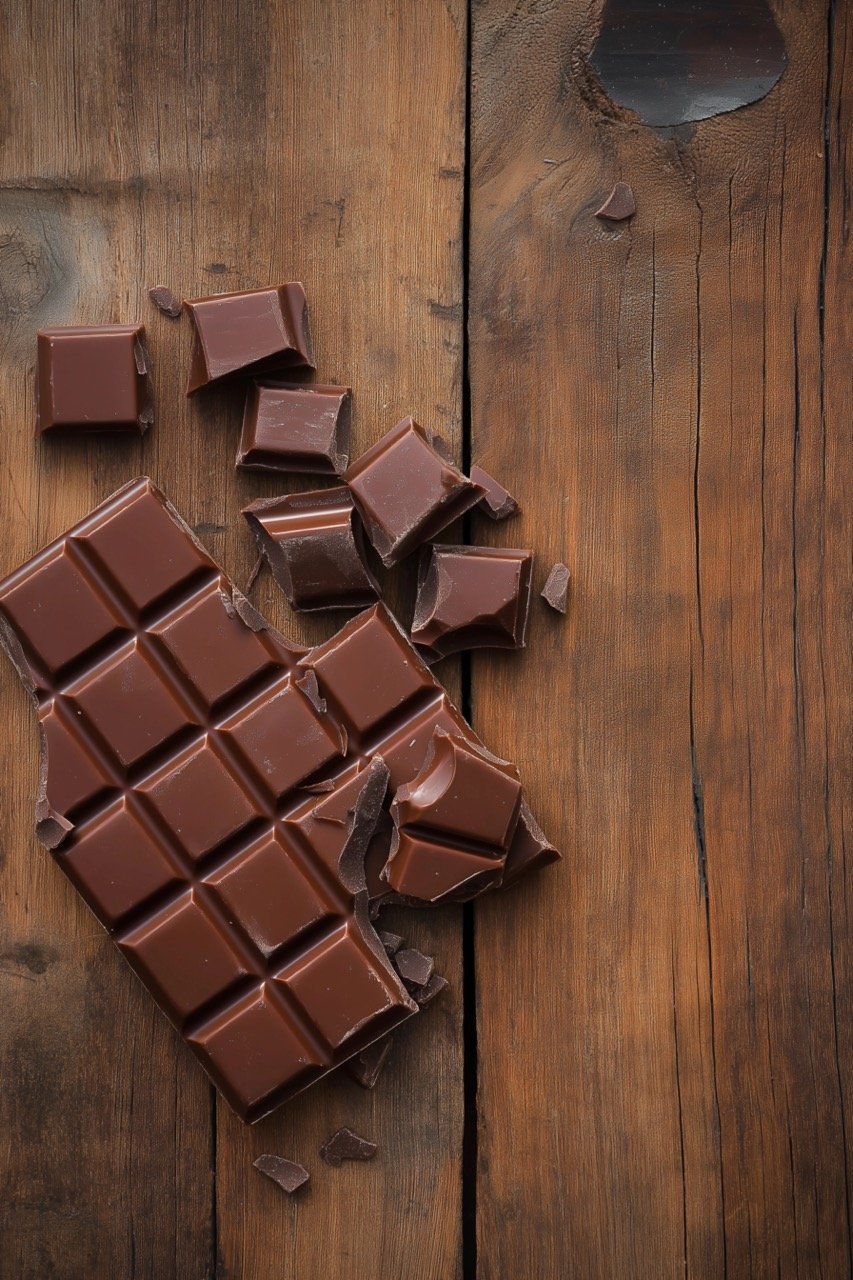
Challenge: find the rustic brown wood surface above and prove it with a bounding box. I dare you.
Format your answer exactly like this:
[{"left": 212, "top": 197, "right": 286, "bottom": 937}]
[{"left": 0, "top": 1, "right": 849, "bottom": 1277}]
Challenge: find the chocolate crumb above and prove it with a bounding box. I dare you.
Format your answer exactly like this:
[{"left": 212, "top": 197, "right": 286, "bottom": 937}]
[
  {"left": 414, "top": 972, "right": 449, "bottom": 1007},
  {"left": 395, "top": 947, "right": 435, "bottom": 988},
  {"left": 148, "top": 285, "right": 183, "bottom": 318},
  {"left": 320, "top": 1127, "right": 377, "bottom": 1166},
  {"left": 346, "top": 1037, "right": 394, "bottom": 1089},
  {"left": 253, "top": 1154, "right": 309, "bottom": 1194},
  {"left": 595, "top": 182, "right": 636, "bottom": 222},
  {"left": 541, "top": 563, "right": 570, "bottom": 613},
  {"left": 470, "top": 465, "right": 519, "bottom": 521},
  {"left": 377, "top": 930, "right": 404, "bottom": 956}
]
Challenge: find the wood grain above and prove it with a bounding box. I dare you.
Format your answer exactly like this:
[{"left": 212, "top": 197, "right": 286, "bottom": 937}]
[
  {"left": 469, "top": 1, "right": 851, "bottom": 1277},
  {"left": 0, "top": 2, "right": 466, "bottom": 1277}
]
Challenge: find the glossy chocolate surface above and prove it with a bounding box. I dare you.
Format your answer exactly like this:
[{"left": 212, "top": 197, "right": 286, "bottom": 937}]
[
  {"left": 184, "top": 283, "right": 314, "bottom": 394},
  {"left": 411, "top": 544, "right": 534, "bottom": 659},
  {"left": 36, "top": 325, "right": 152, "bottom": 436},
  {"left": 470, "top": 465, "right": 519, "bottom": 521},
  {"left": 243, "top": 487, "right": 379, "bottom": 612},
  {"left": 344, "top": 418, "right": 486, "bottom": 566},
  {"left": 238, "top": 382, "right": 352, "bottom": 475}
]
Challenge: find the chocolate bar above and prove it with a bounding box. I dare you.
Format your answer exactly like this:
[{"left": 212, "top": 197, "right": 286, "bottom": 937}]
[
  {"left": 36, "top": 325, "right": 152, "bottom": 436},
  {"left": 344, "top": 418, "right": 486, "bottom": 566},
  {"left": 184, "top": 284, "right": 314, "bottom": 394},
  {"left": 411, "top": 544, "right": 534, "bottom": 659},
  {"left": 243, "top": 487, "right": 379, "bottom": 612},
  {"left": 237, "top": 382, "right": 352, "bottom": 475}
]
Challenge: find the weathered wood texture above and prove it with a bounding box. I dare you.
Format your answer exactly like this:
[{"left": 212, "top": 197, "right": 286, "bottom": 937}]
[
  {"left": 0, "top": 3, "right": 466, "bottom": 1278},
  {"left": 470, "top": 1, "right": 850, "bottom": 1278}
]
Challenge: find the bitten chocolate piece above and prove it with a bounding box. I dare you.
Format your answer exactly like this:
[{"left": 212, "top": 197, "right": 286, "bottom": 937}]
[
  {"left": 0, "top": 480, "right": 417, "bottom": 1122},
  {"left": 595, "top": 181, "right": 636, "bottom": 222},
  {"left": 243, "top": 487, "right": 379, "bottom": 612},
  {"left": 344, "top": 418, "right": 486, "bottom": 566},
  {"left": 501, "top": 801, "right": 561, "bottom": 887},
  {"left": 470, "top": 466, "right": 519, "bottom": 521},
  {"left": 394, "top": 948, "right": 435, "bottom": 988},
  {"left": 345, "top": 1036, "right": 394, "bottom": 1089},
  {"left": 238, "top": 382, "right": 352, "bottom": 475},
  {"left": 184, "top": 283, "right": 314, "bottom": 394},
  {"left": 411, "top": 544, "right": 534, "bottom": 659},
  {"left": 320, "top": 1127, "right": 377, "bottom": 1166},
  {"left": 541, "top": 562, "right": 570, "bottom": 613},
  {"left": 36, "top": 325, "right": 152, "bottom": 436},
  {"left": 386, "top": 730, "right": 522, "bottom": 903},
  {"left": 253, "top": 1154, "right": 310, "bottom": 1194},
  {"left": 148, "top": 286, "right": 182, "bottom": 318}
]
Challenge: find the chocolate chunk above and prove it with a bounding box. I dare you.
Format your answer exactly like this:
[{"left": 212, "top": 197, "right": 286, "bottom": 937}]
[
  {"left": 237, "top": 382, "right": 352, "bottom": 475},
  {"left": 148, "top": 286, "right": 182, "bottom": 318},
  {"left": 345, "top": 1036, "right": 394, "bottom": 1089},
  {"left": 320, "top": 1127, "right": 377, "bottom": 1167},
  {"left": 414, "top": 972, "right": 449, "bottom": 1007},
  {"left": 253, "top": 1154, "right": 310, "bottom": 1194},
  {"left": 386, "top": 730, "right": 521, "bottom": 903},
  {"left": 595, "top": 182, "right": 636, "bottom": 222},
  {"left": 410, "top": 544, "right": 534, "bottom": 659},
  {"left": 344, "top": 418, "right": 486, "bottom": 566},
  {"left": 501, "top": 801, "right": 561, "bottom": 888},
  {"left": 541, "top": 562, "right": 570, "bottom": 613},
  {"left": 377, "top": 930, "right": 403, "bottom": 956},
  {"left": 243, "top": 487, "right": 379, "bottom": 612},
  {"left": 36, "top": 325, "right": 152, "bottom": 435},
  {"left": 470, "top": 466, "right": 519, "bottom": 521},
  {"left": 184, "top": 283, "right": 314, "bottom": 394},
  {"left": 394, "top": 948, "right": 435, "bottom": 988}
]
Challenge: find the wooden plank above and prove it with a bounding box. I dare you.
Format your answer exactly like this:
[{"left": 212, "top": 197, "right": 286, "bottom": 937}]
[
  {"left": 469, "top": 2, "right": 850, "bottom": 1277},
  {"left": 0, "top": 2, "right": 466, "bottom": 1277}
]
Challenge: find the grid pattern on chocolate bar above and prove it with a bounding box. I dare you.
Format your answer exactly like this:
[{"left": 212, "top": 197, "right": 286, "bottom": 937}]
[{"left": 0, "top": 480, "right": 412, "bottom": 1120}]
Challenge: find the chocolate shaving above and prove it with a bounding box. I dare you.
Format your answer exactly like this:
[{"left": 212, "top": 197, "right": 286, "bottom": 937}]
[
  {"left": 253, "top": 1154, "right": 310, "bottom": 1194},
  {"left": 148, "top": 285, "right": 183, "bottom": 318},
  {"left": 595, "top": 182, "right": 636, "bottom": 222},
  {"left": 320, "top": 1127, "right": 377, "bottom": 1167},
  {"left": 345, "top": 1036, "right": 394, "bottom": 1089},
  {"left": 395, "top": 948, "right": 435, "bottom": 988},
  {"left": 541, "top": 562, "right": 570, "bottom": 613}
]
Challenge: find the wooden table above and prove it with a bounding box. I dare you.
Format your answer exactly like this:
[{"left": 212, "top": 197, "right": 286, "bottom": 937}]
[{"left": 0, "top": 3, "right": 848, "bottom": 1276}]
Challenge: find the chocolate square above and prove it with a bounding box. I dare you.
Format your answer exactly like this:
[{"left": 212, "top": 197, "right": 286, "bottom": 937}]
[
  {"left": 184, "top": 284, "right": 314, "bottom": 394},
  {"left": 411, "top": 544, "right": 534, "bottom": 658},
  {"left": 237, "top": 382, "right": 351, "bottom": 475},
  {"left": 36, "top": 325, "right": 151, "bottom": 435}
]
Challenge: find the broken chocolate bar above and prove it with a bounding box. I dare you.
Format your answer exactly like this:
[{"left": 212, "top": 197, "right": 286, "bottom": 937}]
[
  {"left": 394, "top": 948, "right": 435, "bottom": 988},
  {"left": 243, "top": 487, "right": 379, "bottom": 612},
  {"left": 36, "top": 325, "right": 152, "bottom": 436},
  {"left": 237, "top": 382, "right": 352, "bottom": 475},
  {"left": 411, "top": 544, "right": 534, "bottom": 659},
  {"left": 0, "top": 480, "right": 416, "bottom": 1122},
  {"left": 184, "top": 283, "right": 314, "bottom": 394},
  {"left": 470, "top": 466, "right": 519, "bottom": 521},
  {"left": 148, "top": 286, "right": 182, "bottom": 318},
  {"left": 320, "top": 1127, "right": 377, "bottom": 1166},
  {"left": 344, "top": 418, "right": 486, "bottom": 566},
  {"left": 253, "top": 1154, "right": 310, "bottom": 1194},
  {"left": 541, "top": 562, "right": 570, "bottom": 613},
  {"left": 385, "top": 730, "right": 521, "bottom": 903},
  {"left": 595, "top": 182, "right": 636, "bottom": 222}
]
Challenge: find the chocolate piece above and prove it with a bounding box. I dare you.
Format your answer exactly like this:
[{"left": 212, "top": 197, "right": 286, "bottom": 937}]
[
  {"left": 410, "top": 545, "right": 534, "bottom": 659},
  {"left": 237, "top": 382, "right": 352, "bottom": 475},
  {"left": 394, "top": 948, "right": 434, "bottom": 988},
  {"left": 36, "top": 325, "right": 152, "bottom": 436},
  {"left": 244, "top": 554, "right": 265, "bottom": 595},
  {"left": 377, "top": 930, "right": 403, "bottom": 956},
  {"left": 541, "top": 562, "right": 570, "bottom": 613},
  {"left": 344, "top": 418, "right": 486, "bottom": 566},
  {"left": 386, "top": 730, "right": 521, "bottom": 903},
  {"left": 345, "top": 1036, "right": 394, "bottom": 1089},
  {"left": 470, "top": 466, "right": 519, "bottom": 521},
  {"left": 253, "top": 1154, "right": 310, "bottom": 1194},
  {"left": 184, "top": 283, "right": 314, "bottom": 394},
  {"left": 320, "top": 1127, "right": 377, "bottom": 1167},
  {"left": 243, "top": 488, "right": 379, "bottom": 613},
  {"left": 595, "top": 181, "right": 636, "bottom": 222},
  {"left": 148, "top": 286, "right": 182, "bottom": 318},
  {"left": 0, "top": 480, "right": 416, "bottom": 1122},
  {"left": 414, "top": 972, "right": 448, "bottom": 1007},
  {"left": 501, "top": 801, "right": 561, "bottom": 888}
]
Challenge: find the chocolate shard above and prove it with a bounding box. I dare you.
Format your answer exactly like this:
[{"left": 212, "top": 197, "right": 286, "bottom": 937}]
[
  {"left": 470, "top": 466, "right": 519, "bottom": 521},
  {"left": 344, "top": 418, "right": 486, "bottom": 566},
  {"left": 148, "top": 285, "right": 182, "bottom": 318},
  {"left": 411, "top": 544, "right": 534, "bottom": 660},
  {"left": 394, "top": 948, "right": 435, "bottom": 988},
  {"left": 237, "top": 382, "right": 352, "bottom": 476},
  {"left": 320, "top": 1127, "right": 377, "bottom": 1167},
  {"left": 36, "top": 325, "right": 152, "bottom": 436},
  {"left": 377, "top": 930, "right": 404, "bottom": 956},
  {"left": 595, "top": 182, "right": 636, "bottom": 222},
  {"left": 414, "top": 972, "right": 449, "bottom": 1007},
  {"left": 541, "top": 562, "right": 571, "bottom": 613},
  {"left": 501, "top": 800, "right": 561, "bottom": 888},
  {"left": 385, "top": 729, "right": 521, "bottom": 904},
  {"left": 345, "top": 1035, "right": 394, "bottom": 1089},
  {"left": 244, "top": 554, "right": 265, "bottom": 595},
  {"left": 253, "top": 1154, "right": 310, "bottom": 1194},
  {"left": 184, "top": 283, "right": 314, "bottom": 394},
  {"left": 243, "top": 487, "right": 380, "bottom": 613}
]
